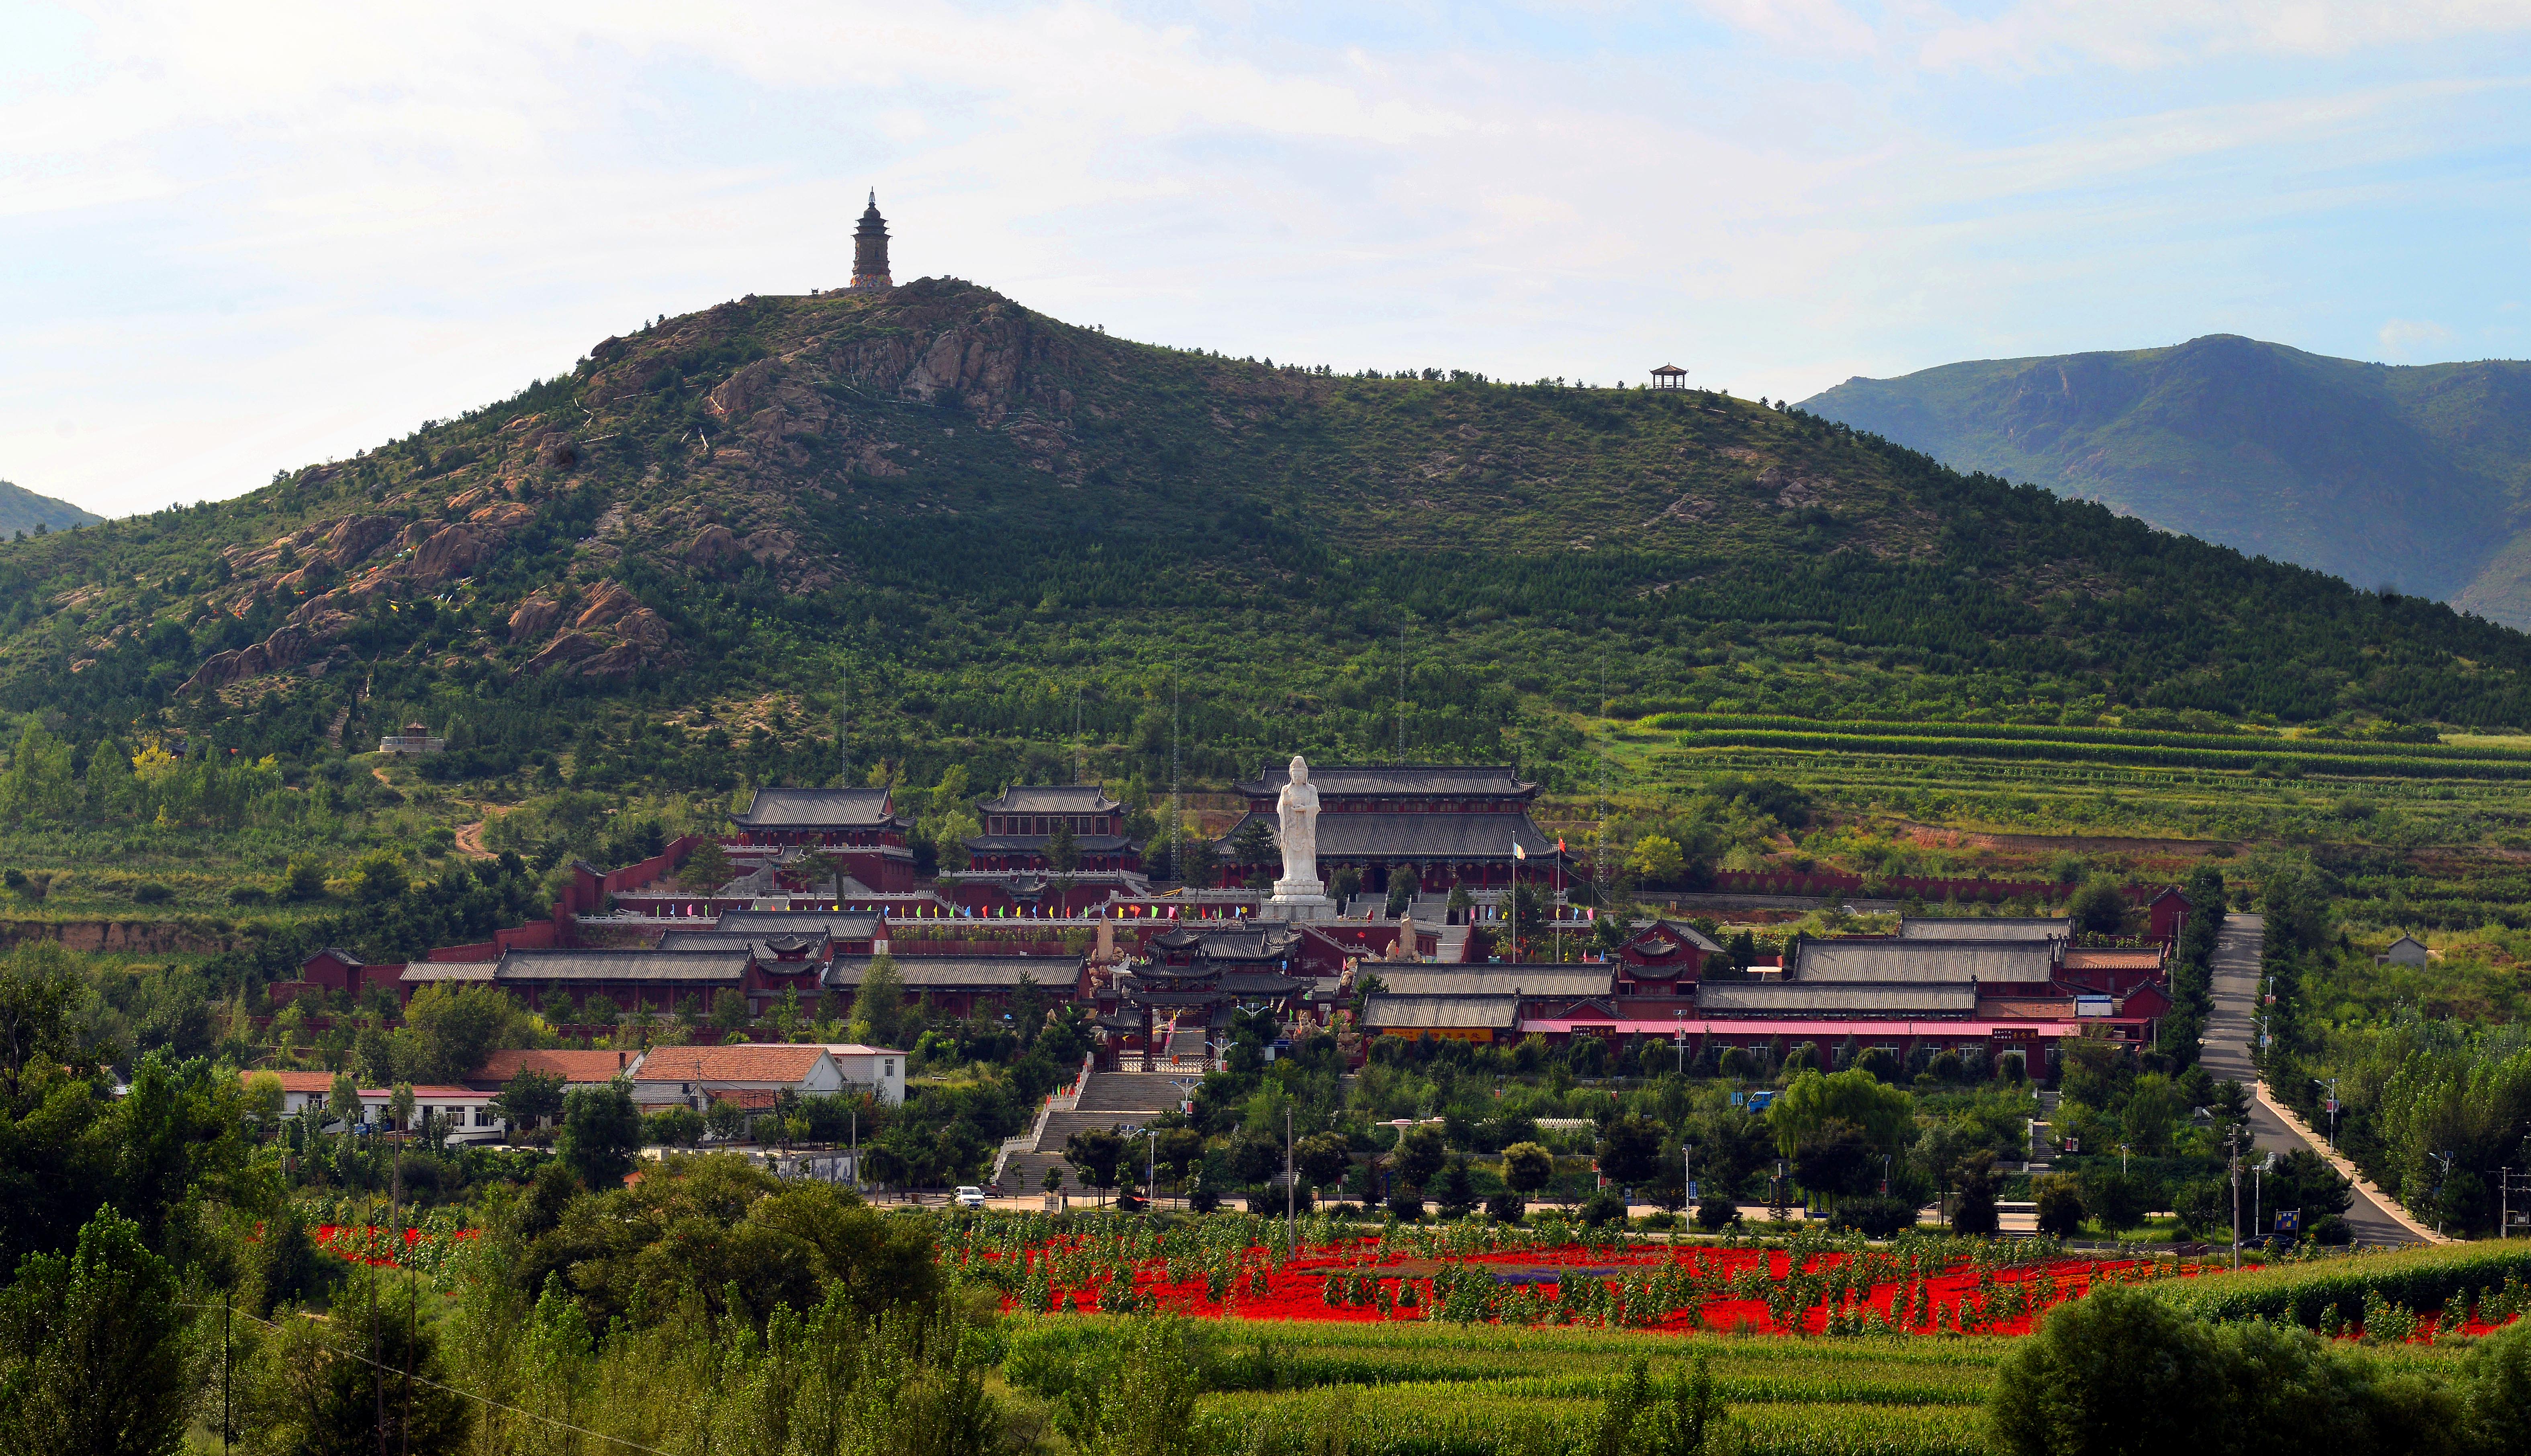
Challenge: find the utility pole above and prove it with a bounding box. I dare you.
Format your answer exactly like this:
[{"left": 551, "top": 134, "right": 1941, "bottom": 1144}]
[
  {"left": 1171, "top": 670, "right": 1182, "bottom": 887},
  {"left": 2314, "top": 1076, "right": 2339, "bottom": 1152},
  {"left": 839, "top": 658, "right": 851, "bottom": 787},
  {"left": 2228, "top": 1125, "right": 2242, "bottom": 1272},
  {"left": 1285, "top": 1104, "right": 1295, "bottom": 1241}
]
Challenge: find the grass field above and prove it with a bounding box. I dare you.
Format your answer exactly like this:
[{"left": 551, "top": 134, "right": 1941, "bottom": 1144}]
[{"left": 1008, "top": 1313, "right": 2477, "bottom": 1456}]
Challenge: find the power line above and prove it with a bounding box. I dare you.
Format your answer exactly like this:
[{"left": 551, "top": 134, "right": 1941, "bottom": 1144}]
[{"left": 185, "top": 1301, "right": 677, "bottom": 1456}]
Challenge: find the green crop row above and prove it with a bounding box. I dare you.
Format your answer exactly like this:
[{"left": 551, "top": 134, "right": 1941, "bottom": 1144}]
[
  {"left": 2153, "top": 1243, "right": 2531, "bottom": 1326},
  {"left": 1641, "top": 713, "right": 2531, "bottom": 763},
  {"left": 1659, "top": 730, "right": 2531, "bottom": 781},
  {"left": 1194, "top": 1389, "right": 1990, "bottom": 1456}
]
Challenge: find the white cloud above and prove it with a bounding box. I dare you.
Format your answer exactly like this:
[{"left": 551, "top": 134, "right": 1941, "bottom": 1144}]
[
  {"left": 1, "top": 1, "right": 2525, "bottom": 514},
  {"left": 2380, "top": 317, "right": 2456, "bottom": 359}
]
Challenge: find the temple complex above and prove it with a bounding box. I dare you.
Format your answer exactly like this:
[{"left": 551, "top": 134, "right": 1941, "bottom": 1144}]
[{"left": 1211, "top": 763, "right": 1562, "bottom": 894}]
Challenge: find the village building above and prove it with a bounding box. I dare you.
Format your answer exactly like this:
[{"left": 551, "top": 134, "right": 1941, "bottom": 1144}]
[
  {"left": 235, "top": 1070, "right": 505, "bottom": 1143},
  {"left": 824, "top": 953, "right": 1067, "bottom": 1021},
  {"left": 1211, "top": 764, "right": 1563, "bottom": 894},
  {"left": 398, "top": 945, "right": 820, "bottom": 1019},
  {"left": 964, "top": 785, "right": 1143, "bottom": 873},
  {"left": 462, "top": 1048, "right": 640, "bottom": 1098},
  {"left": 725, "top": 786, "right": 917, "bottom": 891},
  {"left": 814, "top": 1043, "right": 909, "bottom": 1105},
  {"left": 630, "top": 1043, "right": 848, "bottom": 1114},
  {"left": 2378, "top": 934, "right": 2431, "bottom": 967}
]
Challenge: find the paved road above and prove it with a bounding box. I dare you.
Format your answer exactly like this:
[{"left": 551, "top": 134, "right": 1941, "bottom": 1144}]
[{"left": 2201, "top": 912, "right": 2423, "bottom": 1246}]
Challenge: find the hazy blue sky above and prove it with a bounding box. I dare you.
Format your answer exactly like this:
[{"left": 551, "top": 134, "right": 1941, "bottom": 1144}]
[{"left": 5, "top": 1, "right": 2527, "bottom": 516}]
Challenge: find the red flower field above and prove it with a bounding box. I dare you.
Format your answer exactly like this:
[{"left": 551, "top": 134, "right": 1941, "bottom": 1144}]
[{"left": 992, "top": 1234, "right": 2212, "bottom": 1337}]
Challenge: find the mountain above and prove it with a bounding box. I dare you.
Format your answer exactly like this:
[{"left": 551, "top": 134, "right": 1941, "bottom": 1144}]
[
  {"left": 1797, "top": 336, "right": 2531, "bottom": 625},
  {"left": 5, "top": 282, "right": 2531, "bottom": 798},
  {"left": 0, "top": 479, "right": 104, "bottom": 537}
]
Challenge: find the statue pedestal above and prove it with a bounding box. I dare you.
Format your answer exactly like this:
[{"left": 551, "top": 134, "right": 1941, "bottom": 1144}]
[{"left": 1262, "top": 878, "right": 1334, "bottom": 922}]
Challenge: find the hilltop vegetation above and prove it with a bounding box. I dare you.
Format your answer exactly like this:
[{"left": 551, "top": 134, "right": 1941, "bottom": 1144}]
[
  {"left": 1800, "top": 336, "right": 2531, "bottom": 623},
  {"left": 0, "top": 285, "right": 2527, "bottom": 818},
  {"left": 0, "top": 479, "right": 101, "bottom": 538}
]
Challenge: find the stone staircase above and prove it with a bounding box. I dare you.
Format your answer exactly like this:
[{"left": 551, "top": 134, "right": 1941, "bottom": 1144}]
[{"left": 994, "top": 1071, "right": 1188, "bottom": 1195}]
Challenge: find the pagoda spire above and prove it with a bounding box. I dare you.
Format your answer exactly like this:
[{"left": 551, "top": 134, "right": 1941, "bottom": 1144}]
[{"left": 851, "top": 190, "right": 893, "bottom": 292}]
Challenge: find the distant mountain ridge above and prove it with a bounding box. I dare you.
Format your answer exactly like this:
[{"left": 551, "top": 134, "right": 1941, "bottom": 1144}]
[
  {"left": 1798, "top": 337, "right": 2531, "bottom": 626},
  {"left": 0, "top": 479, "right": 102, "bottom": 537}
]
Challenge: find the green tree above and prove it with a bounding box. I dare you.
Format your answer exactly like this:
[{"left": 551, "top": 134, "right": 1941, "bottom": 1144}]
[
  {"left": 350, "top": 848, "right": 409, "bottom": 902},
  {"left": 644, "top": 1104, "right": 705, "bottom": 1147},
  {"left": 677, "top": 838, "right": 734, "bottom": 892},
  {"left": 1294, "top": 1132, "right": 1353, "bottom": 1190},
  {"left": 1767, "top": 1069, "right": 1914, "bottom": 1157},
  {"left": 1047, "top": 820, "right": 1080, "bottom": 875},
  {"left": 1626, "top": 835, "right": 1686, "bottom": 886},
  {"left": 1395, "top": 1123, "right": 1448, "bottom": 1191},
  {"left": 0, "top": 1206, "right": 196, "bottom": 1456},
  {"left": 1065, "top": 1127, "right": 1127, "bottom": 1201},
  {"left": 492, "top": 1067, "right": 567, "bottom": 1133},
  {"left": 240, "top": 1271, "right": 471, "bottom": 1456},
  {"left": 402, "top": 984, "right": 527, "bottom": 1083},
  {"left": 1502, "top": 1141, "right": 1555, "bottom": 1196},
  {"left": 1598, "top": 1114, "right": 1667, "bottom": 1188},
  {"left": 2067, "top": 876, "right": 2131, "bottom": 937},
  {"left": 557, "top": 1078, "right": 643, "bottom": 1189},
  {"left": 2035, "top": 1175, "right": 2087, "bottom": 1237},
  {"left": 850, "top": 955, "right": 908, "bottom": 1049},
  {"left": 282, "top": 853, "right": 329, "bottom": 901},
  {"left": 1990, "top": 1284, "right": 2226, "bottom": 1456}
]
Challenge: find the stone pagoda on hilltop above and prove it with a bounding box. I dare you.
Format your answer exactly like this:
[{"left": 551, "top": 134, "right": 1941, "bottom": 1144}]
[{"left": 850, "top": 190, "right": 892, "bottom": 292}]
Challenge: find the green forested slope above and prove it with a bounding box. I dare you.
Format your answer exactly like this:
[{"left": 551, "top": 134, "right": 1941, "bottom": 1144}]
[
  {"left": 1798, "top": 336, "right": 2531, "bottom": 622},
  {"left": 2, "top": 282, "right": 2529, "bottom": 801},
  {"left": 0, "top": 479, "right": 103, "bottom": 537}
]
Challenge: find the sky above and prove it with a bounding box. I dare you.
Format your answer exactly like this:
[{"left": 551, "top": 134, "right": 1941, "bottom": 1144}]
[{"left": 4, "top": 0, "right": 2529, "bottom": 518}]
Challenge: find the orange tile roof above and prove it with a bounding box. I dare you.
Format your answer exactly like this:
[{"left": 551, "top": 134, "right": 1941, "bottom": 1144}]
[
  {"left": 632, "top": 1043, "right": 830, "bottom": 1084},
  {"left": 472, "top": 1049, "right": 637, "bottom": 1084},
  {"left": 2061, "top": 949, "right": 2165, "bottom": 969},
  {"left": 244, "top": 1070, "right": 341, "bottom": 1094}
]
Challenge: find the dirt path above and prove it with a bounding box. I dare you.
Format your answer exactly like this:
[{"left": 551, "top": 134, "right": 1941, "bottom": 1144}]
[{"left": 454, "top": 819, "right": 495, "bottom": 859}]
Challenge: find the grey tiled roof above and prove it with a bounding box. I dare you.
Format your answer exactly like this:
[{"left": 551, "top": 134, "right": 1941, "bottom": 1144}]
[
  {"left": 1896, "top": 917, "right": 2070, "bottom": 941},
  {"left": 1362, "top": 994, "right": 1520, "bottom": 1030},
  {"left": 1695, "top": 982, "right": 1980, "bottom": 1014},
  {"left": 1213, "top": 810, "right": 1558, "bottom": 860},
  {"left": 1235, "top": 764, "right": 1537, "bottom": 799},
  {"left": 975, "top": 785, "right": 1122, "bottom": 814},
  {"left": 1371, "top": 965, "right": 1616, "bottom": 999},
  {"left": 824, "top": 956, "right": 1073, "bottom": 991},
  {"left": 708, "top": 911, "right": 883, "bottom": 939},
  {"left": 654, "top": 930, "right": 832, "bottom": 961},
  {"left": 1791, "top": 940, "right": 2057, "bottom": 984},
  {"left": 963, "top": 834, "right": 1137, "bottom": 853},
  {"left": 729, "top": 787, "right": 895, "bottom": 828},
  {"left": 486, "top": 949, "right": 758, "bottom": 983}
]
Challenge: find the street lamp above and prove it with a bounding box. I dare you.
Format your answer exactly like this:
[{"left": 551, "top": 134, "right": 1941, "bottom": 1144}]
[
  {"left": 1674, "top": 1011, "right": 1688, "bottom": 1077},
  {"left": 2312, "top": 1076, "right": 2339, "bottom": 1153}
]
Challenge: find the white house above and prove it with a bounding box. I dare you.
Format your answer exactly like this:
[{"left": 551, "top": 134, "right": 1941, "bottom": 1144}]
[
  {"left": 628, "top": 1043, "right": 845, "bottom": 1112},
  {"left": 237, "top": 1070, "right": 503, "bottom": 1143},
  {"left": 817, "top": 1044, "right": 908, "bottom": 1106}
]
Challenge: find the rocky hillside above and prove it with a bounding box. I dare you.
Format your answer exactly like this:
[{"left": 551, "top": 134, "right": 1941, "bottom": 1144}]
[
  {"left": 1799, "top": 336, "right": 2531, "bottom": 623},
  {"left": 5, "top": 282, "right": 2531, "bottom": 796}
]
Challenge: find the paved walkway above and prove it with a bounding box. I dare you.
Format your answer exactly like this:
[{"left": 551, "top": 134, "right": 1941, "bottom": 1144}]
[{"left": 2200, "top": 912, "right": 2432, "bottom": 1246}]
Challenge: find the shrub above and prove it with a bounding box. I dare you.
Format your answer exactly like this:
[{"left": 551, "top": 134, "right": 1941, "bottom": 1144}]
[
  {"left": 1579, "top": 1188, "right": 1627, "bottom": 1227},
  {"left": 131, "top": 881, "right": 174, "bottom": 904},
  {"left": 1695, "top": 1194, "right": 1742, "bottom": 1232},
  {"left": 1484, "top": 1192, "right": 1525, "bottom": 1224},
  {"left": 2035, "top": 1175, "right": 2087, "bottom": 1237},
  {"left": 1830, "top": 1194, "right": 1915, "bottom": 1239},
  {"left": 1188, "top": 1185, "right": 1221, "bottom": 1214},
  {"left": 1385, "top": 1193, "right": 1425, "bottom": 1222},
  {"left": 2155, "top": 1241, "right": 2531, "bottom": 1328}
]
